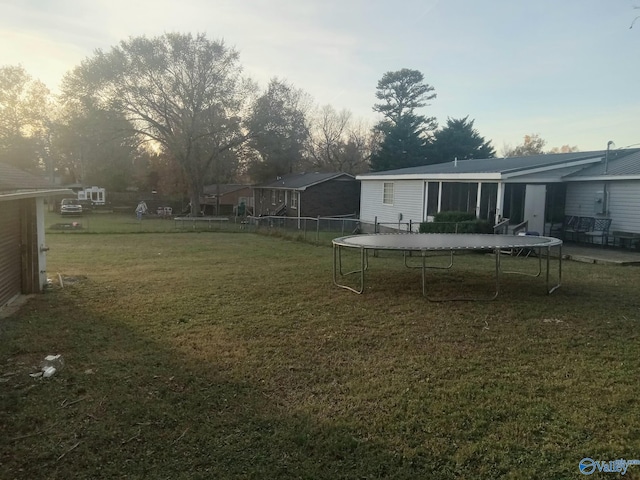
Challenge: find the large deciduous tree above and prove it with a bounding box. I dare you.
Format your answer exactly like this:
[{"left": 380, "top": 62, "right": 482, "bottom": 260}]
[
  {"left": 51, "top": 106, "right": 141, "bottom": 190},
  {"left": 0, "top": 65, "right": 50, "bottom": 171},
  {"left": 61, "top": 33, "right": 254, "bottom": 213},
  {"left": 245, "top": 78, "right": 310, "bottom": 182},
  {"left": 428, "top": 116, "right": 495, "bottom": 164},
  {"left": 370, "top": 68, "right": 437, "bottom": 171}
]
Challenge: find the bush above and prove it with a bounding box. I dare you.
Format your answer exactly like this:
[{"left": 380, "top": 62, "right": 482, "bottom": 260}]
[
  {"left": 419, "top": 211, "right": 493, "bottom": 234},
  {"left": 432, "top": 211, "right": 476, "bottom": 223}
]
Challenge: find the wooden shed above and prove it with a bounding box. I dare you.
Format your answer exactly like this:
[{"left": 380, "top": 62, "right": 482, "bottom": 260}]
[{"left": 0, "top": 163, "right": 70, "bottom": 308}]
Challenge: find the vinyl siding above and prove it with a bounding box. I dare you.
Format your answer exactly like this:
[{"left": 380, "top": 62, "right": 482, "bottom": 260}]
[
  {"left": 360, "top": 180, "right": 424, "bottom": 231},
  {"left": 564, "top": 182, "right": 600, "bottom": 217},
  {"left": 566, "top": 181, "right": 640, "bottom": 233},
  {"left": 608, "top": 181, "right": 640, "bottom": 233}
]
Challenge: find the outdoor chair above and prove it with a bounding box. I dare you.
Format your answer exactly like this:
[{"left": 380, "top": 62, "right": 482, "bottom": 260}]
[
  {"left": 559, "top": 215, "right": 578, "bottom": 241},
  {"left": 564, "top": 216, "right": 594, "bottom": 242},
  {"left": 549, "top": 215, "right": 576, "bottom": 239},
  {"left": 584, "top": 218, "right": 612, "bottom": 247}
]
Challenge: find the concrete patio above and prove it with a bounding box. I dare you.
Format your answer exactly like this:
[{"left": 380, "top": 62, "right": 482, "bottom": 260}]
[{"left": 561, "top": 243, "right": 640, "bottom": 266}]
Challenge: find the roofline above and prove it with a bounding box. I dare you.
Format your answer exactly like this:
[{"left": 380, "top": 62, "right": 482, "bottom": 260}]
[
  {"left": 358, "top": 156, "right": 605, "bottom": 182},
  {"left": 501, "top": 157, "right": 602, "bottom": 179},
  {"left": 565, "top": 175, "right": 640, "bottom": 182},
  {"left": 254, "top": 173, "right": 354, "bottom": 191},
  {"left": 0, "top": 189, "right": 73, "bottom": 202},
  {"left": 356, "top": 173, "right": 501, "bottom": 181}
]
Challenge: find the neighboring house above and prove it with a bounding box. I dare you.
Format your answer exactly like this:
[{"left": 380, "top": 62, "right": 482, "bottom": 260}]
[
  {"left": 77, "top": 186, "right": 106, "bottom": 205},
  {"left": 201, "top": 184, "right": 253, "bottom": 216},
  {"left": 253, "top": 172, "right": 360, "bottom": 218},
  {"left": 357, "top": 149, "right": 640, "bottom": 235},
  {"left": 0, "top": 163, "right": 71, "bottom": 308}
]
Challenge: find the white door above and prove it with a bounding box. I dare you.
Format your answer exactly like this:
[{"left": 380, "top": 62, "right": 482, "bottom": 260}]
[{"left": 523, "top": 184, "right": 546, "bottom": 234}]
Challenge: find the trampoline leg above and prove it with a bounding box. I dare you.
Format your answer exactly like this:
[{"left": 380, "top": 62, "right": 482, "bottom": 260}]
[
  {"left": 546, "top": 244, "right": 562, "bottom": 294},
  {"left": 333, "top": 244, "right": 366, "bottom": 294},
  {"left": 422, "top": 249, "right": 500, "bottom": 302}
]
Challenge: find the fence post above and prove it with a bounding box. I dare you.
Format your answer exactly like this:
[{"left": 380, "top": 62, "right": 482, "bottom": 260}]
[
  {"left": 409, "top": 219, "right": 412, "bottom": 232},
  {"left": 342, "top": 218, "right": 345, "bottom": 236},
  {"left": 374, "top": 216, "right": 378, "bottom": 233}
]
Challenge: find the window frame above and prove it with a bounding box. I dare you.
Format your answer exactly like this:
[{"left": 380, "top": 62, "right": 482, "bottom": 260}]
[{"left": 383, "top": 182, "right": 394, "bottom": 205}]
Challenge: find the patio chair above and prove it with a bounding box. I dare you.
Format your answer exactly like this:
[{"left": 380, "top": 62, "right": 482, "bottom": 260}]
[
  {"left": 575, "top": 217, "right": 595, "bottom": 243},
  {"left": 583, "top": 218, "right": 612, "bottom": 247},
  {"left": 560, "top": 215, "right": 579, "bottom": 241},
  {"left": 549, "top": 215, "right": 574, "bottom": 239}
]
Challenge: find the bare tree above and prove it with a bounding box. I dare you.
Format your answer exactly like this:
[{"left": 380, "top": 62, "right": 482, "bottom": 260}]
[{"left": 306, "top": 105, "right": 372, "bottom": 174}]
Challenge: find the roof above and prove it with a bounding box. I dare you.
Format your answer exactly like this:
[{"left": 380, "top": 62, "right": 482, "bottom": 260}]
[
  {"left": 202, "top": 184, "right": 252, "bottom": 196},
  {"left": 356, "top": 150, "right": 620, "bottom": 180},
  {"left": 564, "top": 149, "right": 640, "bottom": 179},
  {"left": 0, "top": 163, "right": 50, "bottom": 192},
  {"left": 255, "top": 172, "right": 355, "bottom": 190}
]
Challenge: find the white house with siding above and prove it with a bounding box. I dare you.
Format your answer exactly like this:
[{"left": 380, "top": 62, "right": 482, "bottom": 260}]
[
  {"left": 357, "top": 148, "right": 640, "bottom": 235},
  {"left": 564, "top": 150, "right": 640, "bottom": 234}
]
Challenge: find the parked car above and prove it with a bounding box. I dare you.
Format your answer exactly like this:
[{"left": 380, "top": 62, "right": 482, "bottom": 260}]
[{"left": 60, "top": 198, "right": 83, "bottom": 216}]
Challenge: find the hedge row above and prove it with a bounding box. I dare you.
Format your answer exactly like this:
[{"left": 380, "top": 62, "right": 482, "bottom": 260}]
[{"left": 419, "top": 211, "right": 493, "bottom": 234}]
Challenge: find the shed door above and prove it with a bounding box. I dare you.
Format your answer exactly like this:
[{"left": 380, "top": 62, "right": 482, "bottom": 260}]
[{"left": 0, "top": 202, "right": 22, "bottom": 306}]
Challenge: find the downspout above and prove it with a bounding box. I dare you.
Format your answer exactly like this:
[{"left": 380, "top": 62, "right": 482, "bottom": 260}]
[{"left": 604, "top": 140, "right": 613, "bottom": 215}]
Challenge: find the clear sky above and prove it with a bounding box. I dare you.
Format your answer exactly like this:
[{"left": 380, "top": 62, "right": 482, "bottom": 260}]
[{"left": 1, "top": 0, "right": 638, "bottom": 154}]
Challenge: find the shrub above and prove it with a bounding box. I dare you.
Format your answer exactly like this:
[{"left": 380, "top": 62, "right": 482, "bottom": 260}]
[
  {"left": 419, "top": 211, "right": 492, "bottom": 234},
  {"left": 432, "top": 211, "right": 476, "bottom": 223}
]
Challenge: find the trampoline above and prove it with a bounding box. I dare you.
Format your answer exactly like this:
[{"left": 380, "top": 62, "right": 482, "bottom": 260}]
[{"left": 332, "top": 233, "right": 562, "bottom": 300}]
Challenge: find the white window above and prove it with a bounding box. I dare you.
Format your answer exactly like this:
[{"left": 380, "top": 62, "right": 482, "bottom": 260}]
[
  {"left": 383, "top": 182, "right": 394, "bottom": 205},
  {"left": 271, "top": 190, "right": 276, "bottom": 205},
  {"left": 291, "top": 192, "right": 298, "bottom": 210}
]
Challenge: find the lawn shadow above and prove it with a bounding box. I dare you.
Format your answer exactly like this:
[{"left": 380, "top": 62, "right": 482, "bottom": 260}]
[{"left": 1, "top": 289, "right": 468, "bottom": 479}]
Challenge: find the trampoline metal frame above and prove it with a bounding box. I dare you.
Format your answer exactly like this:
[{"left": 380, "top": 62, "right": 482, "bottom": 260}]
[{"left": 332, "top": 233, "right": 562, "bottom": 301}]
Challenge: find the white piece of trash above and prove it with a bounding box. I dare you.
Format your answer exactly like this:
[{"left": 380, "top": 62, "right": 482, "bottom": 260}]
[{"left": 35, "top": 354, "right": 64, "bottom": 379}]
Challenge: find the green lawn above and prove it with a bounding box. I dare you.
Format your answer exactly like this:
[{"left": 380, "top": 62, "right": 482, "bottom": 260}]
[
  {"left": 44, "top": 211, "right": 340, "bottom": 244},
  {"left": 2, "top": 232, "right": 640, "bottom": 479}
]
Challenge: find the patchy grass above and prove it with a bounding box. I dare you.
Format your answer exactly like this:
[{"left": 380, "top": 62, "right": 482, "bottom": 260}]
[{"left": 2, "top": 233, "right": 640, "bottom": 479}]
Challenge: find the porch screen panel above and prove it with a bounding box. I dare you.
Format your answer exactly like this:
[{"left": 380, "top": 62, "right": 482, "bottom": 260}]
[
  {"left": 427, "top": 182, "right": 439, "bottom": 216},
  {"left": 440, "top": 183, "right": 478, "bottom": 213},
  {"left": 479, "top": 183, "right": 498, "bottom": 220}
]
